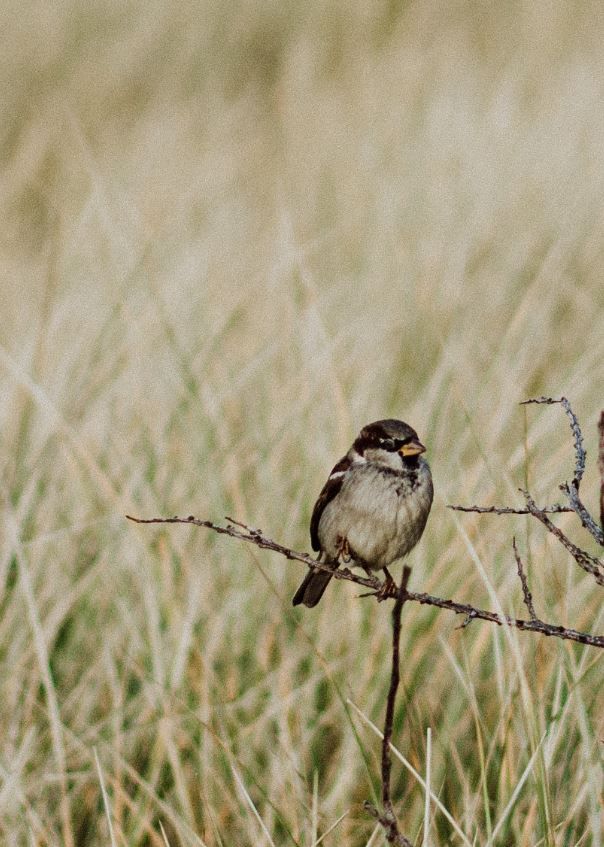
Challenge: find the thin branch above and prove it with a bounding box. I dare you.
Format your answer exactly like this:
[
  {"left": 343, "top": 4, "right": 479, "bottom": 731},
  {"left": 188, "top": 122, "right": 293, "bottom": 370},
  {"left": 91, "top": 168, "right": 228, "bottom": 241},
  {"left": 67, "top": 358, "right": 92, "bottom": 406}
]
[
  {"left": 558, "top": 481, "right": 604, "bottom": 547},
  {"left": 378, "top": 565, "right": 413, "bottom": 846},
  {"left": 448, "top": 504, "right": 571, "bottom": 515},
  {"left": 402, "top": 589, "right": 604, "bottom": 648},
  {"left": 521, "top": 396, "right": 586, "bottom": 487},
  {"left": 452, "top": 398, "right": 604, "bottom": 567},
  {"left": 522, "top": 491, "right": 604, "bottom": 587},
  {"left": 520, "top": 397, "right": 604, "bottom": 546},
  {"left": 126, "top": 515, "right": 604, "bottom": 648},
  {"left": 513, "top": 537, "right": 537, "bottom": 620},
  {"left": 450, "top": 496, "right": 603, "bottom": 547},
  {"left": 126, "top": 514, "right": 380, "bottom": 592}
]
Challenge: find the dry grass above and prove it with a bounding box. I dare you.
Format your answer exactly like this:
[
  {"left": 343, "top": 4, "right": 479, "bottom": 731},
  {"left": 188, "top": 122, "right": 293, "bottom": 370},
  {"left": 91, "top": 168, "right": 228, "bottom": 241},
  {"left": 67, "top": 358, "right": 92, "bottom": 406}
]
[{"left": 1, "top": 1, "right": 603, "bottom": 844}]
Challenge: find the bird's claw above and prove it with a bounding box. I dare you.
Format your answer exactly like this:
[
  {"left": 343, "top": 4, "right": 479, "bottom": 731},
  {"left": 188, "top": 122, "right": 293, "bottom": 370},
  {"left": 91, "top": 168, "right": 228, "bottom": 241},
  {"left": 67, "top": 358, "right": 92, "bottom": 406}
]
[
  {"left": 375, "top": 572, "right": 398, "bottom": 601},
  {"left": 357, "top": 572, "right": 398, "bottom": 602},
  {"left": 336, "top": 536, "right": 353, "bottom": 564}
]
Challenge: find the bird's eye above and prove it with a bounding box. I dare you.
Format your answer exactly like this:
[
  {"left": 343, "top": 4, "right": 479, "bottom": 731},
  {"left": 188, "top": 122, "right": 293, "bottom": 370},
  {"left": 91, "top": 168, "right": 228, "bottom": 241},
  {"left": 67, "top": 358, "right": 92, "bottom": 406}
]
[{"left": 379, "top": 438, "right": 396, "bottom": 450}]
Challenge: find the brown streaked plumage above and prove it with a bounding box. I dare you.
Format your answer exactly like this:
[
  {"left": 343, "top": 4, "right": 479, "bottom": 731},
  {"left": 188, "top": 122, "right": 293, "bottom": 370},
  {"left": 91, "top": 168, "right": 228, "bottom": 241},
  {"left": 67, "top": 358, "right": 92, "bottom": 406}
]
[{"left": 293, "top": 419, "right": 433, "bottom": 607}]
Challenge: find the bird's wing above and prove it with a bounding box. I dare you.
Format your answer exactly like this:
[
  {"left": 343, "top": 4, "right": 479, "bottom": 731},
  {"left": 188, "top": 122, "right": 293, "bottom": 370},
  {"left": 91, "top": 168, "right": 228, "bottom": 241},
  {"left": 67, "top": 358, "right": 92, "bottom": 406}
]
[{"left": 310, "top": 455, "right": 351, "bottom": 552}]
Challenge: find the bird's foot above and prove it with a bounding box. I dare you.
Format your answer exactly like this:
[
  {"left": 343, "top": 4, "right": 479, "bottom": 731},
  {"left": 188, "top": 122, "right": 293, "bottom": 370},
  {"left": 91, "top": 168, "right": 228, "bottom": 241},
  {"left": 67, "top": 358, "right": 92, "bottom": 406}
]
[
  {"left": 336, "top": 536, "right": 353, "bottom": 564},
  {"left": 358, "top": 568, "right": 398, "bottom": 602},
  {"left": 375, "top": 568, "right": 398, "bottom": 602}
]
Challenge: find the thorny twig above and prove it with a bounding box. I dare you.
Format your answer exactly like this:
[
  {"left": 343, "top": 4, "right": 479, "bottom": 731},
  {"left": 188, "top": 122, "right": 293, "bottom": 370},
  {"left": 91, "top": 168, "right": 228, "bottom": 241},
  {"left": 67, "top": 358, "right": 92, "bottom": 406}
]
[
  {"left": 450, "top": 398, "right": 604, "bottom": 588},
  {"left": 522, "top": 491, "right": 604, "bottom": 586},
  {"left": 126, "top": 516, "right": 604, "bottom": 649},
  {"left": 512, "top": 537, "right": 537, "bottom": 620},
  {"left": 126, "top": 513, "right": 379, "bottom": 591},
  {"left": 521, "top": 397, "right": 586, "bottom": 485},
  {"left": 559, "top": 481, "right": 604, "bottom": 547},
  {"left": 521, "top": 397, "right": 604, "bottom": 545},
  {"left": 449, "top": 504, "right": 571, "bottom": 515}
]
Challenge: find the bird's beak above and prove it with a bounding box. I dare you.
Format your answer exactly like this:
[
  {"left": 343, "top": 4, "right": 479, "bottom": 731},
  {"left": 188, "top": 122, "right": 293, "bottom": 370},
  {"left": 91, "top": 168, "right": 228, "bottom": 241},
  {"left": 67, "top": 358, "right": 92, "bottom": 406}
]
[{"left": 399, "top": 439, "right": 426, "bottom": 457}]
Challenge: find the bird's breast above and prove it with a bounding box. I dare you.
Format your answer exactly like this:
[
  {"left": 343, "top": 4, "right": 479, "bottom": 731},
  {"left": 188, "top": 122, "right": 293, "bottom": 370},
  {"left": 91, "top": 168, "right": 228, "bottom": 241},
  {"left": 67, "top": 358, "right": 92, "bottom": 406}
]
[{"left": 317, "top": 461, "right": 433, "bottom": 570}]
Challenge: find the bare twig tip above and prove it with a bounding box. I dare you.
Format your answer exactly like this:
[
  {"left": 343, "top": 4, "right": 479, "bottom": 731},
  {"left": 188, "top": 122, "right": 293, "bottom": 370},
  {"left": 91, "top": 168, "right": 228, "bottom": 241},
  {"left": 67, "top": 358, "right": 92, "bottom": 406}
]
[{"left": 520, "top": 396, "right": 562, "bottom": 405}]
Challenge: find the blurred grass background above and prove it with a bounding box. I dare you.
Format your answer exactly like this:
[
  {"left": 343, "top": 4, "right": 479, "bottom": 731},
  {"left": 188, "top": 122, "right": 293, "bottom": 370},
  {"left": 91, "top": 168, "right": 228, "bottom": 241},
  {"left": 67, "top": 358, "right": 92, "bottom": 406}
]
[{"left": 1, "top": 0, "right": 603, "bottom": 844}]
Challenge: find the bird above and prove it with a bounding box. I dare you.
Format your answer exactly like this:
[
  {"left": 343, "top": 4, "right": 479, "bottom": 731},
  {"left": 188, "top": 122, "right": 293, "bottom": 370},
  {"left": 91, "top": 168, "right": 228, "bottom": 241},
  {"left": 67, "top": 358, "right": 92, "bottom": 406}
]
[{"left": 292, "top": 419, "right": 433, "bottom": 607}]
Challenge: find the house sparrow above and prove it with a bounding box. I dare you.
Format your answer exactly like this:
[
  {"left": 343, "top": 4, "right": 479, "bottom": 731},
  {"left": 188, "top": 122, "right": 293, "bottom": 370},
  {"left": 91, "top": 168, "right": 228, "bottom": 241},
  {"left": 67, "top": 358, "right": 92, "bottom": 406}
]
[{"left": 292, "top": 419, "right": 433, "bottom": 607}]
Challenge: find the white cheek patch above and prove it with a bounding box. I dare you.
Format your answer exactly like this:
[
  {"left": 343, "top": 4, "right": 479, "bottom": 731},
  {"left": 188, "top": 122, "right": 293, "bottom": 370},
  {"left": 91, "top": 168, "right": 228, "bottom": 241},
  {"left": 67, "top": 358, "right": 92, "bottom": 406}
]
[{"left": 363, "top": 448, "right": 400, "bottom": 470}]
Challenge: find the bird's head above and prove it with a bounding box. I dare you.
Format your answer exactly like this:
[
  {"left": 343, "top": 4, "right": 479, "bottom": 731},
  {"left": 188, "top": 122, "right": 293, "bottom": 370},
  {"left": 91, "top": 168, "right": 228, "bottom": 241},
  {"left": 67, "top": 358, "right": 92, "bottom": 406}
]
[{"left": 350, "top": 419, "right": 426, "bottom": 470}]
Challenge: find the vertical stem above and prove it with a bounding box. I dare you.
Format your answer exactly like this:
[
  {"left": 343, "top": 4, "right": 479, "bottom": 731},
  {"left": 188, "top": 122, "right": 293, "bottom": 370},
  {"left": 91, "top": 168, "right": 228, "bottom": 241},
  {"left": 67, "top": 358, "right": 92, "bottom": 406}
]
[{"left": 381, "top": 565, "right": 413, "bottom": 844}]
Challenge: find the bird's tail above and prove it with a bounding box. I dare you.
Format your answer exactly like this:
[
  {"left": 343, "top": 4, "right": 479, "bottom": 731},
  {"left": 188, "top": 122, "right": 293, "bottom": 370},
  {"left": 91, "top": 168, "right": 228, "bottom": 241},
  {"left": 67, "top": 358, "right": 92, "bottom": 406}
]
[{"left": 292, "top": 562, "right": 337, "bottom": 607}]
